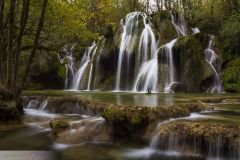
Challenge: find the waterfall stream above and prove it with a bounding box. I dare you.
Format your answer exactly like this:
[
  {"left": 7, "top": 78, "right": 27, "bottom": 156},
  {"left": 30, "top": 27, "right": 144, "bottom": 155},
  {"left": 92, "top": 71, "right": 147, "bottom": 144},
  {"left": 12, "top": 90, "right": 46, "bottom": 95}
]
[
  {"left": 71, "top": 42, "right": 97, "bottom": 90},
  {"left": 170, "top": 12, "right": 188, "bottom": 36},
  {"left": 204, "top": 35, "right": 222, "bottom": 93},
  {"left": 60, "top": 44, "right": 76, "bottom": 89},
  {"left": 132, "top": 14, "right": 158, "bottom": 92},
  {"left": 115, "top": 12, "right": 140, "bottom": 91},
  {"left": 163, "top": 39, "right": 178, "bottom": 93},
  {"left": 64, "top": 12, "right": 223, "bottom": 94}
]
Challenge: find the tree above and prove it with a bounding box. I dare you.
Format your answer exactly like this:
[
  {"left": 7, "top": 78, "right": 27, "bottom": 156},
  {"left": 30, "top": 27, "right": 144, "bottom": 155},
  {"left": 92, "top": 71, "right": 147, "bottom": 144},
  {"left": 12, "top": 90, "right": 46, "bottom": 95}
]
[{"left": 0, "top": 0, "right": 48, "bottom": 97}]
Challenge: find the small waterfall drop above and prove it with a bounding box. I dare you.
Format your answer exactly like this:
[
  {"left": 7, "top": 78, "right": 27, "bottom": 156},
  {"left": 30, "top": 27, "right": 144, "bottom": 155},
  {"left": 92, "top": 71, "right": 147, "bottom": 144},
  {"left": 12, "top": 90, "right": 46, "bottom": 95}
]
[
  {"left": 115, "top": 12, "right": 140, "bottom": 91},
  {"left": 26, "top": 100, "right": 38, "bottom": 109},
  {"left": 71, "top": 42, "right": 97, "bottom": 90},
  {"left": 39, "top": 100, "right": 48, "bottom": 111},
  {"left": 204, "top": 35, "right": 222, "bottom": 93}
]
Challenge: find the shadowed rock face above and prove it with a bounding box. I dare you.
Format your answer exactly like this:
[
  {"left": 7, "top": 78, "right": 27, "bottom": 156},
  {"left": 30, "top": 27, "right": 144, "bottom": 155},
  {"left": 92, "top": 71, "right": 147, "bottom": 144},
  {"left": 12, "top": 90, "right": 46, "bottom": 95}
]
[
  {"left": 173, "top": 35, "right": 215, "bottom": 92},
  {"left": 153, "top": 121, "right": 240, "bottom": 159}
]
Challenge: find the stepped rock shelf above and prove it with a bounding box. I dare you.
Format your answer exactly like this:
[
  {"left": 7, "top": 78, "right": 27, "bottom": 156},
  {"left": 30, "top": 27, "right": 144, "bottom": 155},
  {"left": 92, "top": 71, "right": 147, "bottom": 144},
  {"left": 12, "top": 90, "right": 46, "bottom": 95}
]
[{"left": 16, "top": 91, "right": 240, "bottom": 160}]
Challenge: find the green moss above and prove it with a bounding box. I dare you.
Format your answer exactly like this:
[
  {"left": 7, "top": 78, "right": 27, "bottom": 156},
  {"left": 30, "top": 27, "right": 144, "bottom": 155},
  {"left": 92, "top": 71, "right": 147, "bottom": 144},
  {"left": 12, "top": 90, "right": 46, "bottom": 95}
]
[
  {"left": 174, "top": 35, "right": 212, "bottom": 92},
  {"left": 57, "top": 65, "right": 66, "bottom": 79},
  {"left": 158, "top": 20, "right": 177, "bottom": 45},
  {"left": 101, "top": 103, "right": 208, "bottom": 135},
  {"left": 101, "top": 105, "right": 150, "bottom": 134},
  {"left": 50, "top": 119, "right": 69, "bottom": 138},
  {"left": 223, "top": 58, "right": 240, "bottom": 92}
]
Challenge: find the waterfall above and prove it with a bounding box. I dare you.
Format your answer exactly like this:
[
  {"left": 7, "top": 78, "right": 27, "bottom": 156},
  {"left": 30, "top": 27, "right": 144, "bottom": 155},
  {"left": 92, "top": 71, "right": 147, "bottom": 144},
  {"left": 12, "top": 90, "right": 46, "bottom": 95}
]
[
  {"left": 71, "top": 42, "right": 97, "bottom": 90},
  {"left": 204, "top": 35, "right": 222, "bottom": 93},
  {"left": 115, "top": 12, "right": 140, "bottom": 91},
  {"left": 87, "top": 46, "right": 97, "bottom": 90},
  {"left": 162, "top": 13, "right": 190, "bottom": 92},
  {"left": 170, "top": 12, "right": 188, "bottom": 36},
  {"left": 163, "top": 39, "right": 178, "bottom": 93},
  {"left": 60, "top": 44, "right": 76, "bottom": 89},
  {"left": 132, "top": 14, "right": 158, "bottom": 92}
]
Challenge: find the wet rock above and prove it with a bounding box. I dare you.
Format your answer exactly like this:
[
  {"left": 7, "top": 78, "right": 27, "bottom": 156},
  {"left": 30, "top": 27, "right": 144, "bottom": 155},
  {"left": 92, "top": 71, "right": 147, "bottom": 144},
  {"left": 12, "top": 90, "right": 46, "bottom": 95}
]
[
  {"left": 170, "top": 82, "right": 186, "bottom": 93},
  {"left": 39, "top": 96, "right": 107, "bottom": 116},
  {"left": 50, "top": 117, "right": 111, "bottom": 144},
  {"left": 102, "top": 103, "right": 210, "bottom": 136},
  {"left": 50, "top": 118, "right": 69, "bottom": 138}
]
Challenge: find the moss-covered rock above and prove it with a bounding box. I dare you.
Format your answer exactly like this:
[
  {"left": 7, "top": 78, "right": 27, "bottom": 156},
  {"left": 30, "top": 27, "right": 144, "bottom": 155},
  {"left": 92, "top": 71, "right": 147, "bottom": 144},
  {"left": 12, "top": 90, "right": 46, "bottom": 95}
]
[
  {"left": 101, "top": 103, "right": 210, "bottom": 136},
  {"left": 223, "top": 58, "right": 240, "bottom": 92},
  {"left": 50, "top": 116, "right": 111, "bottom": 144},
  {"left": 50, "top": 118, "right": 69, "bottom": 139},
  {"left": 157, "top": 19, "right": 178, "bottom": 46},
  {"left": 173, "top": 35, "right": 214, "bottom": 92},
  {"left": 101, "top": 104, "right": 150, "bottom": 134}
]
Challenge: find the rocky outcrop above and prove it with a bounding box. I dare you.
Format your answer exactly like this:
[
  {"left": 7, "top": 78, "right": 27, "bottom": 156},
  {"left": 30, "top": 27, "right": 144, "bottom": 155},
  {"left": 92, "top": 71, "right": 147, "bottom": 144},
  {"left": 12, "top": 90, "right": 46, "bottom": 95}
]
[
  {"left": 50, "top": 116, "right": 111, "bottom": 144},
  {"left": 173, "top": 34, "right": 215, "bottom": 92},
  {"left": 170, "top": 82, "right": 186, "bottom": 93}
]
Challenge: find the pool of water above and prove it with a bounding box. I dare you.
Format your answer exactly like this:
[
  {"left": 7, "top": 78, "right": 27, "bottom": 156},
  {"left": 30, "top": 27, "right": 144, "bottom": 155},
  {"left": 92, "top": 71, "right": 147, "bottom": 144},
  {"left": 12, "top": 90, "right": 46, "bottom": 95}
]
[
  {"left": 1, "top": 91, "right": 239, "bottom": 160},
  {"left": 22, "top": 90, "right": 240, "bottom": 107}
]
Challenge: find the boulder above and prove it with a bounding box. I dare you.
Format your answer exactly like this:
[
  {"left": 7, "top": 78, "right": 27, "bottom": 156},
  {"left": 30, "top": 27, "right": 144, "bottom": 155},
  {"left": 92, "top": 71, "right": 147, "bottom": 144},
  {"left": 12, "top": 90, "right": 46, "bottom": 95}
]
[{"left": 170, "top": 82, "right": 186, "bottom": 93}]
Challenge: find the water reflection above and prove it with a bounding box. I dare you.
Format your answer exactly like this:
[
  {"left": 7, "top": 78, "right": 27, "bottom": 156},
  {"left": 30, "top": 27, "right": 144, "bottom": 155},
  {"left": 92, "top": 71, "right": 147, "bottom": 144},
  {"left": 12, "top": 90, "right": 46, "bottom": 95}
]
[{"left": 133, "top": 94, "right": 158, "bottom": 107}]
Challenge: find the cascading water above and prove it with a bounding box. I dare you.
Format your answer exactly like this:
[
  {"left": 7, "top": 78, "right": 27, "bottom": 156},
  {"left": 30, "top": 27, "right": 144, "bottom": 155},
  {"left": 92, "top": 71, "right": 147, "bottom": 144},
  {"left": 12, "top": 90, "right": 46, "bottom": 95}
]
[
  {"left": 192, "top": 28, "right": 200, "bottom": 34},
  {"left": 87, "top": 45, "right": 97, "bottom": 91},
  {"left": 60, "top": 44, "right": 76, "bottom": 89},
  {"left": 115, "top": 12, "right": 140, "bottom": 91},
  {"left": 39, "top": 100, "right": 48, "bottom": 111},
  {"left": 132, "top": 14, "right": 158, "bottom": 92},
  {"left": 162, "top": 12, "right": 188, "bottom": 93},
  {"left": 204, "top": 35, "right": 222, "bottom": 93},
  {"left": 163, "top": 39, "right": 178, "bottom": 93},
  {"left": 170, "top": 12, "right": 188, "bottom": 36},
  {"left": 71, "top": 42, "right": 97, "bottom": 90}
]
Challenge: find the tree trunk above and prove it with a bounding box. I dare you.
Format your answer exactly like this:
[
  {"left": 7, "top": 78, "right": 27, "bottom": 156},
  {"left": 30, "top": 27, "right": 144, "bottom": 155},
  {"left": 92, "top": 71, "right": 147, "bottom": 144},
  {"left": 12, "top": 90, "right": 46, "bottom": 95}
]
[
  {"left": 20, "top": 0, "right": 48, "bottom": 95},
  {"left": 7, "top": 0, "right": 16, "bottom": 89},
  {"left": 0, "top": 0, "right": 4, "bottom": 84},
  {"left": 12, "top": 0, "right": 30, "bottom": 91}
]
